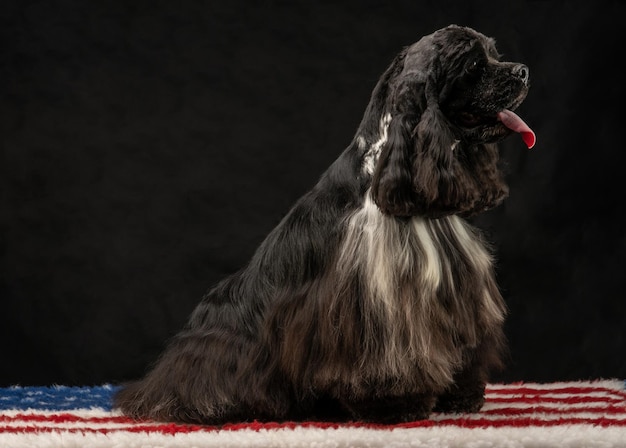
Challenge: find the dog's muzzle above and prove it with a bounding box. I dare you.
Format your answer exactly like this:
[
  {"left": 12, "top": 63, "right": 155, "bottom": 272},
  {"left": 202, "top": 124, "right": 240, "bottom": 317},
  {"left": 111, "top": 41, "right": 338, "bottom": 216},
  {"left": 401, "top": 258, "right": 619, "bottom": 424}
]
[{"left": 512, "top": 64, "right": 530, "bottom": 85}]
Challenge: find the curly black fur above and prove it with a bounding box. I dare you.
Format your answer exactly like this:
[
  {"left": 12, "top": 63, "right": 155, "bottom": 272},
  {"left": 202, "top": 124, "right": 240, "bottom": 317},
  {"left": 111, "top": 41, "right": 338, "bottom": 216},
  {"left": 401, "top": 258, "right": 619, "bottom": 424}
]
[{"left": 114, "top": 24, "right": 531, "bottom": 424}]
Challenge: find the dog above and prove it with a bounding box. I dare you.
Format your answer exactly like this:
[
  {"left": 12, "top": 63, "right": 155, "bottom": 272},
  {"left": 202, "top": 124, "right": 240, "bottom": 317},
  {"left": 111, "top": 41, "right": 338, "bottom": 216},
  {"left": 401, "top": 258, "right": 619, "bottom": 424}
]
[{"left": 114, "top": 24, "right": 535, "bottom": 424}]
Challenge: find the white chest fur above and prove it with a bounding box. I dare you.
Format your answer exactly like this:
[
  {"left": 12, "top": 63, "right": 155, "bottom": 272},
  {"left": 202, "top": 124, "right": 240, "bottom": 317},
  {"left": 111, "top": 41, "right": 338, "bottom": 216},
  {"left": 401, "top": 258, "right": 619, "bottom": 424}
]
[{"left": 334, "top": 192, "right": 505, "bottom": 390}]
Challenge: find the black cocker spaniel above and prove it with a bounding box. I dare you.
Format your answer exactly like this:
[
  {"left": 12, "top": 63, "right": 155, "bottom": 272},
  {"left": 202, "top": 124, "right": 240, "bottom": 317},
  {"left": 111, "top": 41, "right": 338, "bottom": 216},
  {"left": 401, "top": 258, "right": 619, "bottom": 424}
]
[{"left": 115, "top": 24, "right": 535, "bottom": 424}]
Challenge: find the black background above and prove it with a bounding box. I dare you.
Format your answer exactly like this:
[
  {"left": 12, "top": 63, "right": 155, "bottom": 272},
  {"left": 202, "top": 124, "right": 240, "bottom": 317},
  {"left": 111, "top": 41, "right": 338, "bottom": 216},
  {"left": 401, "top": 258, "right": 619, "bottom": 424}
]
[{"left": 2, "top": 0, "right": 625, "bottom": 387}]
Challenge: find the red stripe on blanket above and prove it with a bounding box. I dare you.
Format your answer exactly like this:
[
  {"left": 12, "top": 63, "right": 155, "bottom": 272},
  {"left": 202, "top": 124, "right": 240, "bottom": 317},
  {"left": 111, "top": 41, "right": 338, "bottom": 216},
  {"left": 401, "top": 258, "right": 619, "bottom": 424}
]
[
  {"left": 486, "top": 385, "right": 626, "bottom": 397},
  {"left": 481, "top": 405, "right": 626, "bottom": 415},
  {"left": 487, "top": 395, "right": 625, "bottom": 404}
]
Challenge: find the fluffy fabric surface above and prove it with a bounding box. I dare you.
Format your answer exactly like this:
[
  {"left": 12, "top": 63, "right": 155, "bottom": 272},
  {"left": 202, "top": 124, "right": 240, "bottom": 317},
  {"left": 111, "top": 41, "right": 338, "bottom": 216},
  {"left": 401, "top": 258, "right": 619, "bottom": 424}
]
[{"left": 2, "top": 380, "right": 625, "bottom": 447}]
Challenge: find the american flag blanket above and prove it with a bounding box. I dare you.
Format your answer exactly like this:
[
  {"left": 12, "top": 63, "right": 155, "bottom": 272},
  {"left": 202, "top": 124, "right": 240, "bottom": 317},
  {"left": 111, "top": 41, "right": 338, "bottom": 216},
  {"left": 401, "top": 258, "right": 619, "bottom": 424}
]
[{"left": 1, "top": 380, "right": 625, "bottom": 447}]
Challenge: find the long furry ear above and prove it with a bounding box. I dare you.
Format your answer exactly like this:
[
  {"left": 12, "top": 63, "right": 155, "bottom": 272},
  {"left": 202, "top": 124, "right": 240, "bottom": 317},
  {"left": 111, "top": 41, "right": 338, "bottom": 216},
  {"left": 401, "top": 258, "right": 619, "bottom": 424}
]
[
  {"left": 410, "top": 104, "right": 464, "bottom": 217},
  {"left": 372, "top": 103, "right": 508, "bottom": 218},
  {"left": 370, "top": 114, "right": 418, "bottom": 217},
  {"left": 411, "top": 104, "right": 509, "bottom": 217},
  {"left": 371, "top": 103, "right": 460, "bottom": 218}
]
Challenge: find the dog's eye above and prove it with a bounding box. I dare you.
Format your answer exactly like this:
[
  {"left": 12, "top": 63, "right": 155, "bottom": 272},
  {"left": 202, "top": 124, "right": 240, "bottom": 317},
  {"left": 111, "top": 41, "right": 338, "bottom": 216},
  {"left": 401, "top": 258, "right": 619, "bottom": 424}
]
[{"left": 465, "top": 60, "right": 479, "bottom": 75}]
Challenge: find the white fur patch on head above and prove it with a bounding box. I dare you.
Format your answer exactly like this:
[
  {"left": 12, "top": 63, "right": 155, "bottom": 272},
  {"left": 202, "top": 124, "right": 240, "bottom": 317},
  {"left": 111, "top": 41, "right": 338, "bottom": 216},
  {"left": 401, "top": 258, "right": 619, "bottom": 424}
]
[
  {"left": 356, "top": 135, "right": 367, "bottom": 151},
  {"left": 362, "top": 113, "right": 392, "bottom": 175}
]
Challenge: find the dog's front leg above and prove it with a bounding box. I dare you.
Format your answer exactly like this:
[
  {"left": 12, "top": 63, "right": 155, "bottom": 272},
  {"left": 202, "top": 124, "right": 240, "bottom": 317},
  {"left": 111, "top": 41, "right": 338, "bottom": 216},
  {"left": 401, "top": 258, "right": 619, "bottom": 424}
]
[
  {"left": 433, "top": 341, "right": 497, "bottom": 413},
  {"left": 433, "top": 377, "right": 486, "bottom": 414},
  {"left": 342, "top": 392, "right": 437, "bottom": 423}
]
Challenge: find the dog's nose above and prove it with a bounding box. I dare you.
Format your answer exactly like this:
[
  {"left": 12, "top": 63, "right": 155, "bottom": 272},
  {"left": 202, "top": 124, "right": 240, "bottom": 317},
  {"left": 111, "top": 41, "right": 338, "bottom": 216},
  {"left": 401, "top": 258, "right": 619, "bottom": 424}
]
[{"left": 512, "top": 64, "right": 530, "bottom": 84}]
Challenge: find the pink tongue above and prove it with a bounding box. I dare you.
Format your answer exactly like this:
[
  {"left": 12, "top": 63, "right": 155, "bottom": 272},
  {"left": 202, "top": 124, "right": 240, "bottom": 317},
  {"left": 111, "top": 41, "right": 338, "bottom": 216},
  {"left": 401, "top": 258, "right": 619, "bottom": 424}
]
[{"left": 497, "top": 109, "right": 536, "bottom": 149}]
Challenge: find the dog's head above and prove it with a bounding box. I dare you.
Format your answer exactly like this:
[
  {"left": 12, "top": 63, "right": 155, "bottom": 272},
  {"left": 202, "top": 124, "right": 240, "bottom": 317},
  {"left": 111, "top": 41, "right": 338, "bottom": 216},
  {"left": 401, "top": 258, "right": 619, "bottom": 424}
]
[{"left": 366, "top": 25, "right": 535, "bottom": 218}]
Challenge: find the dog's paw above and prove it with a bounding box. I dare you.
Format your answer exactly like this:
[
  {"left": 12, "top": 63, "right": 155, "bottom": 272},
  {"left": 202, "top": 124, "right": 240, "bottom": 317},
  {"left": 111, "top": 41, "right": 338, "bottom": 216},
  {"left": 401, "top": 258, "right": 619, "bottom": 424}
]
[
  {"left": 433, "top": 388, "right": 485, "bottom": 414},
  {"left": 344, "top": 393, "right": 436, "bottom": 423}
]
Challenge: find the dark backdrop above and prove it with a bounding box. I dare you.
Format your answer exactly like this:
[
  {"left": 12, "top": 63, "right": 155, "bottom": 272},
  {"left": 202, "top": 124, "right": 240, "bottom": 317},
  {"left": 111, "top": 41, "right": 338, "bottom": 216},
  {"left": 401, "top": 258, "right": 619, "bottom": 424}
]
[{"left": 2, "top": 0, "right": 625, "bottom": 387}]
